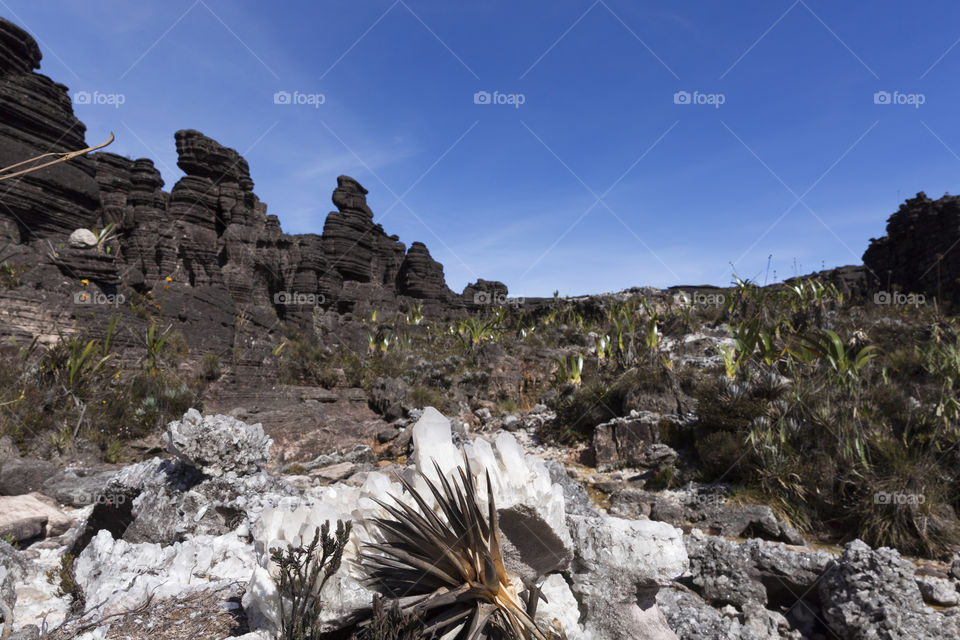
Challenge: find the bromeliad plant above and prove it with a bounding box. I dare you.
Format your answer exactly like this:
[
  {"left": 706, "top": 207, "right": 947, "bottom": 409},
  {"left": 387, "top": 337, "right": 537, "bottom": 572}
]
[{"left": 362, "top": 455, "right": 546, "bottom": 640}]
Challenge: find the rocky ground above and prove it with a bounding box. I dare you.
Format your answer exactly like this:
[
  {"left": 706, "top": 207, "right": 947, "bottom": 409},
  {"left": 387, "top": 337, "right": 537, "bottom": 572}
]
[{"left": 2, "top": 404, "right": 959, "bottom": 640}]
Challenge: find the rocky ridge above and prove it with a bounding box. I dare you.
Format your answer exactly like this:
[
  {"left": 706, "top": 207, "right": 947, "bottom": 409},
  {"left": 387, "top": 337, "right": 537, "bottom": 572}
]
[{"left": 0, "top": 16, "right": 507, "bottom": 360}]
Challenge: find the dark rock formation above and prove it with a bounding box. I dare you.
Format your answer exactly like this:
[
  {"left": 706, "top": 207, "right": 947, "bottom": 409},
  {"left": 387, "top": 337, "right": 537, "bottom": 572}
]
[
  {"left": 462, "top": 279, "right": 508, "bottom": 307},
  {"left": 592, "top": 413, "right": 662, "bottom": 471},
  {"left": 0, "top": 17, "right": 99, "bottom": 240},
  {"left": 0, "top": 16, "right": 493, "bottom": 367},
  {"left": 863, "top": 191, "right": 960, "bottom": 304},
  {"left": 397, "top": 241, "right": 453, "bottom": 301}
]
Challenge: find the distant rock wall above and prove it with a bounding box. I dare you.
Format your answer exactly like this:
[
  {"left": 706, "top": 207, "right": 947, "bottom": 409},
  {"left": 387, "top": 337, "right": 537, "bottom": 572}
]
[{"left": 863, "top": 191, "right": 960, "bottom": 304}]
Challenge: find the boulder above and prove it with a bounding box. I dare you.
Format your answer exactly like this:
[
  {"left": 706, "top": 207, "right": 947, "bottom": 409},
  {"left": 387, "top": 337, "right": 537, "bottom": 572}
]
[
  {"left": 819, "top": 539, "right": 960, "bottom": 639},
  {"left": 40, "top": 467, "right": 121, "bottom": 507},
  {"left": 67, "top": 228, "right": 98, "bottom": 249},
  {"left": 73, "top": 456, "right": 290, "bottom": 548},
  {"left": 544, "top": 460, "right": 600, "bottom": 517},
  {"left": 72, "top": 529, "right": 256, "bottom": 619},
  {"left": 592, "top": 412, "right": 661, "bottom": 471},
  {"left": 0, "top": 493, "right": 71, "bottom": 542},
  {"left": 0, "top": 458, "right": 58, "bottom": 496},
  {"left": 684, "top": 531, "right": 831, "bottom": 611},
  {"left": 163, "top": 408, "right": 272, "bottom": 477},
  {"left": 567, "top": 515, "right": 688, "bottom": 640},
  {"left": 0, "top": 540, "right": 30, "bottom": 634},
  {"left": 367, "top": 376, "right": 410, "bottom": 421},
  {"left": 657, "top": 587, "right": 802, "bottom": 640},
  {"left": 612, "top": 486, "right": 804, "bottom": 545},
  {"left": 916, "top": 574, "right": 960, "bottom": 607}
]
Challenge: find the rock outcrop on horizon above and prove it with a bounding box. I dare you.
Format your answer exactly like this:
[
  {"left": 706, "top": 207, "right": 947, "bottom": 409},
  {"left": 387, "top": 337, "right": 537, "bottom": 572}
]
[{"left": 864, "top": 191, "right": 960, "bottom": 304}]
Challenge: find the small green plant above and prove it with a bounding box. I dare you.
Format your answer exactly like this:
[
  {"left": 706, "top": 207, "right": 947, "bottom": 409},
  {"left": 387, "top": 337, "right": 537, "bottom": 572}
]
[
  {"left": 270, "top": 519, "right": 352, "bottom": 640},
  {"left": 48, "top": 553, "right": 84, "bottom": 612},
  {"left": 0, "top": 262, "right": 26, "bottom": 288},
  {"left": 405, "top": 302, "right": 424, "bottom": 326},
  {"left": 556, "top": 353, "right": 584, "bottom": 387},
  {"left": 793, "top": 329, "right": 878, "bottom": 387},
  {"left": 144, "top": 321, "right": 173, "bottom": 372},
  {"left": 91, "top": 222, "right": 118, "bottom": 254},
  {"left": 200, "top": 352, "right": 222, "bottom": 380}
]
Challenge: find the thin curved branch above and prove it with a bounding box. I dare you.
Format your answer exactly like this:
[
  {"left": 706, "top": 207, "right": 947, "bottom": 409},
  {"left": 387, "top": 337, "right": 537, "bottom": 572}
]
[{"left": 0, "top": 133, "right": 115, "bottom": 182}]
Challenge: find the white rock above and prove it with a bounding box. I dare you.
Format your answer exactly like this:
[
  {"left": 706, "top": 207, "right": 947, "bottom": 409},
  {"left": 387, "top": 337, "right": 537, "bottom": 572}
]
[
  {"left": 67, "top": 228, "right": 97, "bottom": 249},
  {"left": 567, "top": 515, "right": 688, "bottom": 640},
  {"left": 535, "top": 573, "right": 586, "bottom": 640},
  {"left": 73, "top": 529, "right": 257, "bottom": 619},
  {"left": 163, "top": 408, "right": 272, "bottom": 477},
  {"left": 243, "top": 408, "right": 686, "bottom": 640},
  {"left": 411, "top": 406, "right": 460, "bottom": 484}
]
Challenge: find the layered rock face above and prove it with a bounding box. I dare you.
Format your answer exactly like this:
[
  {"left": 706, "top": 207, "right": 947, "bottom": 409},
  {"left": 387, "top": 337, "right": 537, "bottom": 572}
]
[
  {"left": 863, "top": 191, "right": 960, "bottom": 304},
  {"left": 0, "top": 18, "right": 100, "bottom": 240},
  {"left": 0, "top": 16, "right": 474, "bottom": 356}
]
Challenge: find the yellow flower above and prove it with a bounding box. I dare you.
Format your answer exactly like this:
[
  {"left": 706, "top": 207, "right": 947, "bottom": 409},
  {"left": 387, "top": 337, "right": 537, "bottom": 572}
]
[
  {"left": 80, "top": 279, "right": 89, "bottom": 286},
  {"left": 165, "top": 276, "right": 172, "bottom": 282}
]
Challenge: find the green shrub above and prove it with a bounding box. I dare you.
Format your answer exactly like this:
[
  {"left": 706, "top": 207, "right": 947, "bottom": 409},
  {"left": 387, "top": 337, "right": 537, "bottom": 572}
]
[
  {"left": 48, "top": 553, "right": 84, "bottom": 612},
  {"left": 408, "top": 385, "right": 448, "bottom": 412},
  {"left": 200, "top": 352, "right": 222, "bottom": 380},
  {"left": 645, "top": 465, "right": 676, "bottom": 490},
  {"left": 695, "top": 431, "right": 744, "bottom": 480}
]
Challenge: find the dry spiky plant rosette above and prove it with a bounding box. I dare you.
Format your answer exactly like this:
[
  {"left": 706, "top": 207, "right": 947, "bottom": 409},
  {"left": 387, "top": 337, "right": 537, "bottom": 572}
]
[{"left": 361, "top": 452, "right": 547, "bottom": 640}]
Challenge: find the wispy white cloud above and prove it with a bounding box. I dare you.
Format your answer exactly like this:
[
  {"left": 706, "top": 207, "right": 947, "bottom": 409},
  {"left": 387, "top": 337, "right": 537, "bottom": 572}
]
[{"left": 294, "top": 146, "right": 415, "bottom": 180}]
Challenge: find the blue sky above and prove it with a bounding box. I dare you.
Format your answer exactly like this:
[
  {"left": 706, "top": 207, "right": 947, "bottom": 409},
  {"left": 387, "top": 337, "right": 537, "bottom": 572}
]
[{"left": 4, "top": 0, "right": 960, "bottom": 296}]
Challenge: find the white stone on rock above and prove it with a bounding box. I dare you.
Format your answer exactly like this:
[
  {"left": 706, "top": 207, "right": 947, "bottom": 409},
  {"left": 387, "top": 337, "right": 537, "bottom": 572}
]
[{"left": 67, "top": 228, "right": 98, "bottom": 249}]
